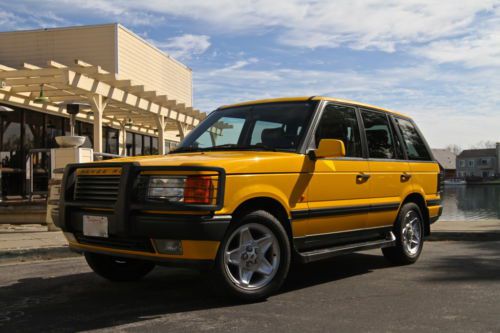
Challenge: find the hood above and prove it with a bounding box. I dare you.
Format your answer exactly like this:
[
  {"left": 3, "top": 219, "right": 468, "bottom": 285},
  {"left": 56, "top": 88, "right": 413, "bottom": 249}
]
[{"left": 103, "top": 151, "right": 308, "bottom": 174}]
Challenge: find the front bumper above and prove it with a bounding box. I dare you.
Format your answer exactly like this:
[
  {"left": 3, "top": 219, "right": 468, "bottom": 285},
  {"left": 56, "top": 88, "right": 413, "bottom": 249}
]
[{"left": 57, "top": 162, "right": 229, "bottom": 263}]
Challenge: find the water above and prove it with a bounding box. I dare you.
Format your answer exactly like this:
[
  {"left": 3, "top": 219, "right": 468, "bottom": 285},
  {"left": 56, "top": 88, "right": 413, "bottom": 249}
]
[{"left": 441, "top": 184, "right": 500, "bottom": 221}]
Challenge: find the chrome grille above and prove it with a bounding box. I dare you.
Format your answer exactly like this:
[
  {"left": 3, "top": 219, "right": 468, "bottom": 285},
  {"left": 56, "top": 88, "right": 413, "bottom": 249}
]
[{"left": 74, "top": 175, "right": 121, "bottom": 202}]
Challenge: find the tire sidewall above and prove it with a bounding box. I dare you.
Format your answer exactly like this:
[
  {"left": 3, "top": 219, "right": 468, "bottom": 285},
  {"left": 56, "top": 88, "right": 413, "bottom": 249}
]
[
  {"left": 215, "top": 210, "right": 291, "bottom": 301},
  {"left": 396, "top": 203, "right": 424, "bottom": 261}
]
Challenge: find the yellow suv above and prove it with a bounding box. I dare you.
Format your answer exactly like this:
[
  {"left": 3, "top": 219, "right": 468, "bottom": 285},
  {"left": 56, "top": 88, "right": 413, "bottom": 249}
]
[{"left": 56, "top": 96, "right": 443, "bottom": 300}]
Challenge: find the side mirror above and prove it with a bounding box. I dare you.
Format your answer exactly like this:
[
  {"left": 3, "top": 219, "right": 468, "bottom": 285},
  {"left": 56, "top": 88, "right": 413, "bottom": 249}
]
[{"left": 310, "top": 139, "right": 346, "bottom": 160}]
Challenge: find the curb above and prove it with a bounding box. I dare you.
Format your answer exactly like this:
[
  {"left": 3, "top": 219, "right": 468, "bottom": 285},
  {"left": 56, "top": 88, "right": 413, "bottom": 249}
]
[
  {"left": 0, "top": 246, "right": 79, "bottom": 264},
  {"left": 428, "top": 232, "right": 500, "bottom": 242}
]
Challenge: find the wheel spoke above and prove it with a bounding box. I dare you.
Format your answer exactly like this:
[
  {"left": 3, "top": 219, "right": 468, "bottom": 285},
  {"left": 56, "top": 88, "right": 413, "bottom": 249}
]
[
  {"left": 256, "top": 234, "right": 273, "bottom": 254},
  {"left": 256, "top": 258, "right": 274, "bottom": 276},
  {"left": 239, "top": 267, "right": 254, "bottom": 286},
  {"left": 239, "top": 227, "right": 253, "bottom": 247},
  {"left": 225, "top": 249, "right": 241, "bottom": 265}
]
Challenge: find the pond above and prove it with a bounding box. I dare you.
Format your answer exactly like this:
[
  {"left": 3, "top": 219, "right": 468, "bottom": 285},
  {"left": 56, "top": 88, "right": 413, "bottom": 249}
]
[{"left": 440, "top": 184, "right": 500, "bottom": 221}]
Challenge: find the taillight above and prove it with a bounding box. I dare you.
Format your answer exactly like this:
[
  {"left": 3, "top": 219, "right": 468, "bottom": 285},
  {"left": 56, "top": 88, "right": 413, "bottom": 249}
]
[
  {"left": 437, "top": 164, "right": 445, "bottom": 194},
  {"left": 184, "top": 176, "right": 214, "bottom": 204}
]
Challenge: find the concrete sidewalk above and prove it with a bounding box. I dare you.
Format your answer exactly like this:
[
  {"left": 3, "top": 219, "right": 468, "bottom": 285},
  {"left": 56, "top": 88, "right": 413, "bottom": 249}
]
[
  {"left": 1, "top": 220, "right": 500, "bottom": 263},
  {"left": 0, "top": 224, "right": 76, "bottom": 263}
]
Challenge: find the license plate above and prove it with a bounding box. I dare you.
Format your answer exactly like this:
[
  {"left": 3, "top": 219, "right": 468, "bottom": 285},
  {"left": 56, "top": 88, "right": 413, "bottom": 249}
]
[{"left": 83, "top": 215, "right": 108, "bottom": 238}]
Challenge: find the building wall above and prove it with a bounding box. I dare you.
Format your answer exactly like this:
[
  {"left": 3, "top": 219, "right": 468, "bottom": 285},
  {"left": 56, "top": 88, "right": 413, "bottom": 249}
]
[
  {"left": 456, "top": 156, "right": 498, "bottom": 178},
  {"left": 0, "top": 24, "right": 193, "bottom": 107},
  {"left": 117, "top": 26, "right": 193, "bottom": 107},
  {"left": 0, "top": 24, "right": 116, "bottom": 72}
]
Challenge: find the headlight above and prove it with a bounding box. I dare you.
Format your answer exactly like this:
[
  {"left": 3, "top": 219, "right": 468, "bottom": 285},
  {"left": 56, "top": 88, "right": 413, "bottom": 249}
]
[
  {"left": 147, "top": 176, "right": 186, "bottom": 201},
  {"left": 145, "top": 175, "right": 214, "bottom": 204}
]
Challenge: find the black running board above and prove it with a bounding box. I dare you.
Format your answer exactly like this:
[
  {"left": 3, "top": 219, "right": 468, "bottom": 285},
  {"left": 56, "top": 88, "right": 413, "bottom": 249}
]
[{"left": 298, "top": 232, "right": 396, "bottom": 263}]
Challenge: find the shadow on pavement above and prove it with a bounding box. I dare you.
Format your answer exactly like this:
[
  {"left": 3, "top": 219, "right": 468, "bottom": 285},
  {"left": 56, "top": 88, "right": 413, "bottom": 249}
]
[
  {"left": 0, "top": 252, "right": 391, "bottom": 332},
  {"left": 424, "top": 240, "right": 500, "bottom": 282}
]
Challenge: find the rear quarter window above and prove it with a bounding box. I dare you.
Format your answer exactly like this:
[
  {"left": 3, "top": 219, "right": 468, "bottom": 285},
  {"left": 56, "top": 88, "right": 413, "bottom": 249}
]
[{"left": 395, "top": 118, "right": 432, "bottom": 161}]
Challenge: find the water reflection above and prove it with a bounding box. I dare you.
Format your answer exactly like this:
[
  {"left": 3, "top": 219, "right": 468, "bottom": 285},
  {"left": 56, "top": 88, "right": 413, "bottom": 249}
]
[{"left": 441, "top": 185, "right": 500, "bottom": 221}]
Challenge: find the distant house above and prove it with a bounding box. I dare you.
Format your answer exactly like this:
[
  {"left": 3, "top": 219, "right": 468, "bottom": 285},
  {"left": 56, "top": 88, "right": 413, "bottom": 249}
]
[
  {"left": 456, "top": 143, "right": 500, "bottom": 179},
  {"left": 431, "top": 149, "right": 456, "bottom": 179}
]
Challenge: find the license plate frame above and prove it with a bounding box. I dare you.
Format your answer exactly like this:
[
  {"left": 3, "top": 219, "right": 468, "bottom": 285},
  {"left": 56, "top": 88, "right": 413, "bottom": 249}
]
[{"left": 83, "top": 215, "right": 109, "bottom": 238}]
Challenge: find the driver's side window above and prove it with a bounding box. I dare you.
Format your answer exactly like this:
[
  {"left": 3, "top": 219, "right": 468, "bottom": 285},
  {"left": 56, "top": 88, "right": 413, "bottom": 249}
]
[{"left": 314, "top": 104, "right": 362, "bottom": 158}]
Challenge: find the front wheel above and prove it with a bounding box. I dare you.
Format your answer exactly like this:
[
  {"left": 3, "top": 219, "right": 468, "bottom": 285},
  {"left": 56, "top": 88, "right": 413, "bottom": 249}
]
[
  {"left": 382, "top": 203, "right": 424, "bottom": 265},
  {"left": 84, "top": 252, "right": 155, "bottom": 282},
  {"left": 213, "top": 210, "right": 291, "bottom": 301}
]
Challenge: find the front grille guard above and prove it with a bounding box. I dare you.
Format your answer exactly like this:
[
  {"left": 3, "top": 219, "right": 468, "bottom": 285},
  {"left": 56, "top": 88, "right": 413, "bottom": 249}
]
[{"left": 57, "top": 162, "right": 226, "bottom": 232}]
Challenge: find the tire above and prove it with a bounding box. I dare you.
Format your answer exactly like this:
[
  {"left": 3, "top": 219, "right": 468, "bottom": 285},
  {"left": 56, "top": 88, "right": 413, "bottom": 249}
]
[
  {"left": 84, "top": 252, "right": 155, "bottom": 282},
  {"left": 212, "top": 210, "right": 291, "bottom": 301},
  {"left": 382, "top": 202, "right": 425, "bottom": 265}
]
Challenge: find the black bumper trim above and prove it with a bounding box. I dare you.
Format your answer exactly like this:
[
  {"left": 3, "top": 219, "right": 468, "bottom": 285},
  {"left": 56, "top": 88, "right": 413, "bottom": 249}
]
[
  {"left": 426, "top": 199, "right": 442, "bottom": 206},
  {"left": 132, "top": 215, "right": 231, "bottom": 240}
]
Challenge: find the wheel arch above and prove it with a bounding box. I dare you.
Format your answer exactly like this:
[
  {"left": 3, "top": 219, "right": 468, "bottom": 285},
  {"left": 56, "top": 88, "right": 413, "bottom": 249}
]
[
  {"left": 231, "top": 196, "right": 293, "bottom": 240},
  {"left": 401, "top": 192, "right": 430, "bottom": 236}
]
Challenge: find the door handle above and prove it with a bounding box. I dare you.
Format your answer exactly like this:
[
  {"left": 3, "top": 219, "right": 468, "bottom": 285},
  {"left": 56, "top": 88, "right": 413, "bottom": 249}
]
[
  {"left": 401, "top": 173, "right": 412, "bottom": 182},
  {"left": 356, "top": 173, "right": 370, "bottom": 183}
]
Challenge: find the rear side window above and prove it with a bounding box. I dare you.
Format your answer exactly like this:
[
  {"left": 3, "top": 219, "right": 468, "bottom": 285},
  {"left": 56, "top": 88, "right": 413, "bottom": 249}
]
[
  {"left": 361, "top": 110, "right": 397, "bottom": 159},
  {"left": 314, "top": 104, "right": 362, "bottom": 157},
  {"left": 395, "top": 118, "right": 432, "bottom": 161}
]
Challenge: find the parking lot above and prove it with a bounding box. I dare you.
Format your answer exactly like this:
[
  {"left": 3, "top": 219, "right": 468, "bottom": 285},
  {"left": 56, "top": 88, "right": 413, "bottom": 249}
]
[{"left": 1, "top": 240, "right": 499, "bottom": 332}]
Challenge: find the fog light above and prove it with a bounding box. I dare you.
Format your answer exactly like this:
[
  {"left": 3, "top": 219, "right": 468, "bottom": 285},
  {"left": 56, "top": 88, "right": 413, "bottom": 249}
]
[
  {"left": 63, "top": 232, "right": 77, "bottom": 243},
  {"left": 153, "top": 239, "right": 183, "bottom": 255}
]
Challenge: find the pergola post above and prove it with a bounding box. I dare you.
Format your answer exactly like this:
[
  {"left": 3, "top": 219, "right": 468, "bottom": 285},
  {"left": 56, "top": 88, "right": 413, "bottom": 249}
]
[
  {"left": 119, "top": 121, "right": 127, "bottom": 156},
  {"left": 155, "top": 115, "right": 166, "bottom": 155},
  {"left": 89, "top": 95, "right": 108, "bottom": 154},
  {"left": 176, "top": 120, "right": 186, "bottom": 141}
]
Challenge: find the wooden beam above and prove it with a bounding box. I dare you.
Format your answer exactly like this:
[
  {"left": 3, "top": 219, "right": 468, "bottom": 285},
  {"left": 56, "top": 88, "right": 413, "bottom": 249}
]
[
  {"left": 47, "top": 60, "right": 68, "bottom": 69},
  {"left": 4, "top": 76, "right": 65, "bottom": 86},
  {"left": 0, "top": 64, "right": 16, "bottom": 71},
  {"left": 22, "top": 63, "right": 41, "bottom": 70},
  {"left": 127, "top": 85, "right": 145, "bottom": 93},
  {"left": 0, "top": 68, "right": 64, "bottom": 79}
]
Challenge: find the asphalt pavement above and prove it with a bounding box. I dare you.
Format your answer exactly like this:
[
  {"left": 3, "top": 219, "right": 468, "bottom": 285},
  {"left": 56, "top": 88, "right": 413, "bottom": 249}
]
[{"left": 1, "top": 240, "right": 499, "bottom": 332}]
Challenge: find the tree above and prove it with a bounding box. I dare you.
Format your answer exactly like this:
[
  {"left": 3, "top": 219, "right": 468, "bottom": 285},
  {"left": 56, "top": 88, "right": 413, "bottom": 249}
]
[
  {"left": 445, "top": 144, "right": 462, "bottom": 155},
  {"left": 470, "top": 140, "right": 497, "bottom": 149}
]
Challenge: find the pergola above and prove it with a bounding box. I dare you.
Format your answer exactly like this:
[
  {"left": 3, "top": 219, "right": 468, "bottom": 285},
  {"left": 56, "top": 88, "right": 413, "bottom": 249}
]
[{"left": 0, "top": 59, "right": 207, "bottom": 154}]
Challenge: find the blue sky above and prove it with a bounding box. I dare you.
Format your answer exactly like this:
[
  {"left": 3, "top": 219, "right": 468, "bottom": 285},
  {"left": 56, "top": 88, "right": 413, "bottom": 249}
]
[{"left": 1, "top": 0, "right": 499, "bottom": 148}]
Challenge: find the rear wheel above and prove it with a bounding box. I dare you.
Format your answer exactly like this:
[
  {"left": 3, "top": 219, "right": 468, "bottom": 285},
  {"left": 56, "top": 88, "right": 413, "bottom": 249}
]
[
  {"left": 382, "top": 203, "right": 424, "bottom": 265},
  {"left": 84, "top": 252, "right": 155, "bottom": 282},
  {"left": 213, "top": 210, "right": 291, "bottom": 301}
]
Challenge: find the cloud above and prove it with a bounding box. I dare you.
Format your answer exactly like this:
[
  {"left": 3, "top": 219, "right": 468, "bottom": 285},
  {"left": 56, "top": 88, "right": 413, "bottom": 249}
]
[
  {"left": 194, "top": 61, "right": 500, "bottom": 148},
  {"left": 3, "top": 1, "right": 499, "bottom": 53},
  {"left": 153, "top": 34, "right": 211, "bottom": 61}
]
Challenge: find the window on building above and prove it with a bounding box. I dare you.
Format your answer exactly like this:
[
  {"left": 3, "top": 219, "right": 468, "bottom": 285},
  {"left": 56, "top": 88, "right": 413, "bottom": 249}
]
[
  {"left": 468, "top": 160, "right": 474, "bottom": 167},
  {"left": 361, "top": 110, "right": 396, "bottom": 159},
  {"left": 314, "top": 104, "right": 363, "bottom": 157},
  {"left": 143, "top": 135, "right": 152, "bottom": 155},
  {"left": 459, "top": 160, "right": 465, "bottom": 168},
  {"left": 394, "top": 117, "right": 431, "bottom": 161},
  {"left": 152, "top": 137, "right": 159, "bottom": 154},
  {"left": 134, "top": 133, "right": 143, "bottom": 156},
  {"left": 481, "top": 159, "right": 488, "bottom": 165},
  {"left": 126, "top": 132, "right": 134, "bottom": 156}
]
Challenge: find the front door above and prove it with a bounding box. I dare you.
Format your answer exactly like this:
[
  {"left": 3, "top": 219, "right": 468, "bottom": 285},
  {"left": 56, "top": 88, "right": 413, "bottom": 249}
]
[{"left": 301, "top": 103, "right": 370, "bottom": 250}]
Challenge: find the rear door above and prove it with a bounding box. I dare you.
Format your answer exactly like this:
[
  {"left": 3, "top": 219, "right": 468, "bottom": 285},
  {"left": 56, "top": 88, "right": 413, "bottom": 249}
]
[
  {"left": 360, "top": 109, "right": 412, "bottom": 229},
  {"left": 393, "top": 117, "right": 440, "bottom": 207},
  {"left": 301, "top": 103, "right": 370, "bottom": 250}
]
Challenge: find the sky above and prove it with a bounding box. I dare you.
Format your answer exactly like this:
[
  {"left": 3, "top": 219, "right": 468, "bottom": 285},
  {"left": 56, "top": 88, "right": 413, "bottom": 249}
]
[{"left": 1, "top": 0, "right": 500, "bottom": 148}]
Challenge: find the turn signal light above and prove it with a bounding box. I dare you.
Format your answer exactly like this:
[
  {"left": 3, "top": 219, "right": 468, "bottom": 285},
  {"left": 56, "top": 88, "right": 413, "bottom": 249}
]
[{"left": 184, "top": 176, "right": 213, "bottom": 204}]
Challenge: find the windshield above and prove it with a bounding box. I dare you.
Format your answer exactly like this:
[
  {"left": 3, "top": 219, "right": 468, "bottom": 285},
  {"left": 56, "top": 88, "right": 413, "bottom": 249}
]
[{"left": 173, "top": 101, "right": 317, "bottom": 153}]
